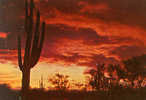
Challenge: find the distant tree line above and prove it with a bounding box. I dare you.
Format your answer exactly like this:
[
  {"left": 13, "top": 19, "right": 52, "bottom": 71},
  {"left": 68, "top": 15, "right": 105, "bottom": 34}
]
[
  {"left": 46, "top": 54, "right": 146, "bottom": 91},
  {"left": 86, "top": 54, "right": 146, "bottom": 91}
]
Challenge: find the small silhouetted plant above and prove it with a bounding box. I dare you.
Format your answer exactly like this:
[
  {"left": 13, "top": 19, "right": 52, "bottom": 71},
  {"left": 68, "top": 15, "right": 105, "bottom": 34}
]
[
  {"left": 48, "top": 73, "right": 70, "bottom": 91},
  {"left": 74, "top": 82, "right": 85, "bottom": 90},
  {"left": 39, "top": 76, "right": 45, "bottom": 89},
  {"left": 17, "top": 0, "right": 45, "bottom": 100}
]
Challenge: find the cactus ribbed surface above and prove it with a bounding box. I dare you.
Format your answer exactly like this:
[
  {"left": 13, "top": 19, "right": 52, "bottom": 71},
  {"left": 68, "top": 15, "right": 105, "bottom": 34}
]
[{"left": 17, "top": 0, "right": 45, "bottom": 100}]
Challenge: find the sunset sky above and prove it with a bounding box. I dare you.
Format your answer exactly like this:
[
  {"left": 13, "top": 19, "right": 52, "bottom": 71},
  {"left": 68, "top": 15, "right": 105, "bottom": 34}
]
[{"left": 0, "top": 0, "right": 146, "bottom": 89}]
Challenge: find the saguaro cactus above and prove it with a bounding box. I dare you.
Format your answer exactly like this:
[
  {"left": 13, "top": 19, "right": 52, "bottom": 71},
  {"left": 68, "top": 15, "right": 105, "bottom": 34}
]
[{"left": 17, "top": 0, "right": 45, "bottom": 99}]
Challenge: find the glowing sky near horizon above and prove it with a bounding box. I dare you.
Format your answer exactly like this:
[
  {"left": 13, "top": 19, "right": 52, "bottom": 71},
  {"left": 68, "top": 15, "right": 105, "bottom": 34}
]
[
  {"left": 0, "top": 61, "right": 87, "bottom": 89},
  {"left": 0, "top": 0, "right": 146, "bottom": 89}
]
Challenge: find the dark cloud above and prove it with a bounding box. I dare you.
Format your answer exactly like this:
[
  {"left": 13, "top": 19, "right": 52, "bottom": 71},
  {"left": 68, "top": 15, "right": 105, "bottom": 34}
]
[
  {"left": 36, "top": 0, "right": 146, "bottom": 29},
  {"left": 35, "top": 0, "right": 146, "bottom": 45},
  {"left": 78, "top": 54, "right": 118, "bottom": 67},
  {"left": 0, "top": 0, "right": 24, "bottom": 51},
  {"left": 0, "top": 0, "right": 24, "bottom": 32},
  {"left": 80, "top": 0, "right": 146, "bottom": 27},
  {"left": 39, "top": 0, "right": 81, "bottom": 14},
  {"left": 45, "top": 24, "right": 142, "bottom": 46},
  {"left": 109, "top": 45, "right": 146, "bottom": 60},
  {"left": 45, "top": 24, "right": 98, "bottom": 41},
  {"left": 41, "top": 51, "right": 118, "bottom": 68}
]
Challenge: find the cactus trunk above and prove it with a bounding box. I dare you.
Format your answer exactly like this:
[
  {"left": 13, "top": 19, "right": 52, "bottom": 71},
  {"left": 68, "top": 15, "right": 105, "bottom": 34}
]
[{"left": 21, "top": 68, "right": 30, "bottom": 100}]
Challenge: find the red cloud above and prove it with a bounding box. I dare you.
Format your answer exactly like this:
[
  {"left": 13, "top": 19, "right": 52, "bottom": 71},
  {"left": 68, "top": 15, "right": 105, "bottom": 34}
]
[
  {"left": 0, "top": 0, "right": 146, "bottom": 70},
  {"left": 0, "top": 32, "right": 8, "bottom": 38}
]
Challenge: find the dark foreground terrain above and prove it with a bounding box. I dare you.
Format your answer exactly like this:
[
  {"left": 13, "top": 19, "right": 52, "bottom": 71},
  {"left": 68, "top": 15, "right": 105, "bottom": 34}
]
[
  {"left": 0, "top": 84, "right": 146, "bottom": 100},
  {"left": 28, "top": 87, "right": 146, "bottom": 100},
  {"left": 0, "top": 84, "right": 19, "bottom": 100}
]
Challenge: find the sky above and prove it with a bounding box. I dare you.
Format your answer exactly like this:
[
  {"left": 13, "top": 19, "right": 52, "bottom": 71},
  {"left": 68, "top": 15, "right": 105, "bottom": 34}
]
[{"left": 0, "top": 0, "right": 146, "bottom": 89}]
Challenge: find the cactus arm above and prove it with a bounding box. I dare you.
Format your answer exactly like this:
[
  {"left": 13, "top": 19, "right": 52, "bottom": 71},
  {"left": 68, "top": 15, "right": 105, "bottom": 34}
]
[
  {"left": 36, "top": 22, "right": 46, "bottom": 61},
  {"left": 17, "top": 35, "right": 23, "bottom": 71},
  {"left": 25, "top": 0, "right": 29, "bottom": 32},
  {"left": 31, "top": 10, "right": 40, "bottom": 56},
  {"left": 30, "top": 22, "right": 46, "bottom": 68},
  {"left": 33, "top": 10, "right": 40, "bottom": 48},
  {"left": 29, "top": 10, "right": 40, "bottom": 68},
  {"left": 39, "top": 22, "right": 46, "bottom": 49},
  {"left": 29, "top": 0, "right": 34, "bottom": 34}
]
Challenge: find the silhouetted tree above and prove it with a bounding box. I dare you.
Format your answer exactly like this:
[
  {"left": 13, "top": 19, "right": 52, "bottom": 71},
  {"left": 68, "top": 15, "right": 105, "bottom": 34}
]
[
  {"left": 88, "top": 64, "right": 107, "bottom": 91},
  {"left": 114, "top": 64, "right": 125, "bottom": 79},
  {"left": 106, "top": 64, "right": 116, "bottom": 89},
  {"left": 48, "top": 73, "right": 70, "bottom": 91},
  {"left": 17, "top": 0, "right": 45, "bottom": 99},
  {"left": 88, "top": 63, "right": 129, "bottom": 91},
  {"left": 123, "top": 55, "right": 146, "bottom": 88},
  {"left": 114, "top": 64, "right": 128, "bottom": 86}
]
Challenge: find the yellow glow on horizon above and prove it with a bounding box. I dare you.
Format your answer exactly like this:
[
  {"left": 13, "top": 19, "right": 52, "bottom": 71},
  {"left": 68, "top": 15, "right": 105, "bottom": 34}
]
[
  {"left": 0, "top": 62, "right": 21, "bottom": 89},
  {"left": 0, "top": 62, "right": 88, "bottom": 89},
  {"left": 31, "top": 62, "right": 88, "bottom": 89}
]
